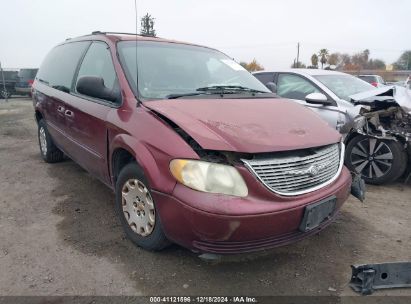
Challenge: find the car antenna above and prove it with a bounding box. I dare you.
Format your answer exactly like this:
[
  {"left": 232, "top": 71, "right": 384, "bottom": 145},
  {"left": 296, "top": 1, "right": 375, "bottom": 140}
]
[{"left": 134, "top": 0, "right": 141, "bottom": 106}]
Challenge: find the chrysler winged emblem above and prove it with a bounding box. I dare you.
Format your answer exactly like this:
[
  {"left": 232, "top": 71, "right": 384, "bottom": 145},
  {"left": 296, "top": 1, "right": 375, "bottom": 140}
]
[{"left": 285, "top": 162, "right": 332, "bottom": 177}]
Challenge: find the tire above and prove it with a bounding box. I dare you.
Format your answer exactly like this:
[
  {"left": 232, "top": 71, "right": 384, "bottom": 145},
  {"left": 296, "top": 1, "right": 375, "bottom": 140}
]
[
  {"left": 0, "top": 88, "right": 12, "bottom": 99},
  {"left": 38, "top": 119, "right": 65, "bottom": 163},
  {"left": 115, "top": 162, "right": 170, "bottom": 251},
  {"left": 345, "top": 135, "right": 407, "bottom": 184}
]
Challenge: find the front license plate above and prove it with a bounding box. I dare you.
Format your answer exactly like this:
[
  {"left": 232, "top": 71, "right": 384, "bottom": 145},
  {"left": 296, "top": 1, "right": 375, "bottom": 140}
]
[{"left": 299, "top": 196, "right": 337, "bottom": 232}]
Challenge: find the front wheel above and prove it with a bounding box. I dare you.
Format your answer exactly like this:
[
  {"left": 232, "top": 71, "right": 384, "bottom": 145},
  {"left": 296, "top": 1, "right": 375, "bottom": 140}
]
[
  {"left": 345, "top": 135, "right": 408, "bottom": 184},
  {"left": 115, "top": 162, "right": 170, "bottom": 251}
]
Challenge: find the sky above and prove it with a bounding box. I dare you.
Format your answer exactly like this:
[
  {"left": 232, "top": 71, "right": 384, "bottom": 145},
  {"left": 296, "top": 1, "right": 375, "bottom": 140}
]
[{"left": 0, "top": 0, "right": 409, "bottom": 70}]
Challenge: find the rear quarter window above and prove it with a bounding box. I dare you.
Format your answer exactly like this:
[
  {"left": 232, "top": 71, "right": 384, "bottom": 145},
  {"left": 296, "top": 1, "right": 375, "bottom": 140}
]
[{"left": 36, "top": 41, "right": 90, "bottom": 92}]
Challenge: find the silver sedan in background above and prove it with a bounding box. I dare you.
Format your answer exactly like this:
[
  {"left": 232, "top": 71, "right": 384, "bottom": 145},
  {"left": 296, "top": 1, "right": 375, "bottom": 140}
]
[{"left": 254, "top": 69, "right": 411, "bottom": 184}]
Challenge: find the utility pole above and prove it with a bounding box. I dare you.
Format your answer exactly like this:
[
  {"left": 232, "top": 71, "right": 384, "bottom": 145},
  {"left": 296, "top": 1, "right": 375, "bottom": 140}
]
[
  {"left": 0, "top": 61, "right": 7, "bottom": 102},
  {"left": 296, "top": 42, "right": 300, "bottom": 68}
]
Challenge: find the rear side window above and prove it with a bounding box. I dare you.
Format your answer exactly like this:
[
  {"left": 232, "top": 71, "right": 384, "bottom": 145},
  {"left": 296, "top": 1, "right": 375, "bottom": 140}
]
[
  {"left": 75, "top": 42, "right": 117, "bottom": 91},
  {"left": 36, "top": 42, "right": 90, "bottom": 92},
  {"left": 254, "top": 72, "right": 274, "bottom": 85}
]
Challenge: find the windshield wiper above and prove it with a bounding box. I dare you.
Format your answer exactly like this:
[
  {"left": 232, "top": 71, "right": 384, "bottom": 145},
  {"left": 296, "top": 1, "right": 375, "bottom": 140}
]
[
  {"left": 196, "top": 85, "right": 269, "bottom": 94},
  {"left": 166, "top": 85, "right": 270, "bottom": 99},
  {"left": 166, "top": 92, "right": 214, "bottom": 99}
]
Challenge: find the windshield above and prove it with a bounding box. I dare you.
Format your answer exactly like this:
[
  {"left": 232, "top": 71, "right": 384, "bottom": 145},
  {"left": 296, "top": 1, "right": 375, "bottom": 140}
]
[
  {"left": 117, "top": 41, "right": 270, "bottom": 99},
  {"left": 314, "top": 74, "right": 374, "bottom": 102}
]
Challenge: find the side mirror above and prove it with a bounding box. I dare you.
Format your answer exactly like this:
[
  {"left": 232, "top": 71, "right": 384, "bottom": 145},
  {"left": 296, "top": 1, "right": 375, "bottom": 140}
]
[
  {"left": 76, "top": 76, "right": 118, "bottom": 102},
  {"left": 305, "top": 93, "right": 332, "bottom": 105},
  {"left": 265, "top": 82, "right": 277, "bottom": 93}
]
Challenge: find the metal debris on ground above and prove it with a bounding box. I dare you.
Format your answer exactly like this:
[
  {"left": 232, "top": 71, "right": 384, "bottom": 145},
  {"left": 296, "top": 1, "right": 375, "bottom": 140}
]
[{"left": 349, "top": 262, "right": 411, "bottom": 295}]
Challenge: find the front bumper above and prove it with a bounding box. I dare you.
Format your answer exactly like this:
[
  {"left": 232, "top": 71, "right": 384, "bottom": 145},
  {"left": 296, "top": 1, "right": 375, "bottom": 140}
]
[{"left": 153, "top": 167, "right": 352, "bottom": 254}]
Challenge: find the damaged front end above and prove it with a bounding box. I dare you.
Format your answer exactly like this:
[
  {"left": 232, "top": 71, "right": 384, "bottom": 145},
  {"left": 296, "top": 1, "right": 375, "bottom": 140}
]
[
  {"left": 344, "top": 86, "right": 411, "bottom": 184},
  {"left": 350, "top": 86, "right": 411, "bottom": 144},
  {"left": 353, "top": 104, "right": 411, "bottom": 144}
]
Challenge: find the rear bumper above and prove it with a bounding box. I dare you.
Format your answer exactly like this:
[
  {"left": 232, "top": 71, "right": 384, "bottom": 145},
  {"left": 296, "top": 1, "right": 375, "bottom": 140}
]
[
  {"left": 15, "top": 87, "right": 31, "bottom": 94},
  {"left": 153, "top": 167, "right": 352, "bottom": 254}
]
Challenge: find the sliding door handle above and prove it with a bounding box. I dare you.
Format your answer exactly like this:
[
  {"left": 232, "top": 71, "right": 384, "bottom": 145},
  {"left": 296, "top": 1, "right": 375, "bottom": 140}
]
[{"left": 64, "top": 110, "right": 74, "bottom": 118}]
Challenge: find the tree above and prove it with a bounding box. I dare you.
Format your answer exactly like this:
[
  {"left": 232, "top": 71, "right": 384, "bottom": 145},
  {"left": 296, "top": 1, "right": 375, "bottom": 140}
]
[
  {"left": 239, "top": 62, "right": 248, "bottom": 69},
  {"left": 140, "top": 13, "right": 156, "bottom": 37},
  {"left": 318, "top": 49, "right": 329, "bottom": 69},
  {"left": 329, "top": 50, "right": 385, "bottom": 70},
  {"left": 393, "top": 50, "right": 411, "bottom": 70},
  {"left": 327, "top": 53, "right": 341, "bottom": 67},
  {"left": 291, "top": 61, "right": 306, "bottom": 68},
  {"left": 351, "top": 52, "right": 365, "bottom": 69},
  {"left": 362, "top": 49, "right": 370, "bottom": 63},
  {"left": 241, "top": 59, "right": 264, "bottom": 72},
  {"left": 340, "top": 53, "right": 351, "bottom": 68},
  {"left": 367, "top": 59, "right": 386, "bottom": 70},
  {"left": 310, "top": 54, "right": 318, "bottom": 68}
]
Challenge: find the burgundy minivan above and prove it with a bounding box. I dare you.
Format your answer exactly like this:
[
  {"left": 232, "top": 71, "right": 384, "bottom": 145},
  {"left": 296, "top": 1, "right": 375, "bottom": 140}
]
[{"left": 32, "top": 32, "right": 352, "bottom": 254}]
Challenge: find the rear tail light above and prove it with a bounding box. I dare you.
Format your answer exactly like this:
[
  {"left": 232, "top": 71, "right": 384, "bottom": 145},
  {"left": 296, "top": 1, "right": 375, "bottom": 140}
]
[
  {"left": 370, "top": 82, "right": 378, "bottom": 87},
  {"left": 28, "top": 79, "right": 34, "bottom": 86}
]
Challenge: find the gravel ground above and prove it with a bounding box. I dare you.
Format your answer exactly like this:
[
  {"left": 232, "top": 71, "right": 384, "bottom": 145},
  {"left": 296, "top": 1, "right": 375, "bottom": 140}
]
[{"left": 0, "top": 98, "right": 410, "bottom": 299}]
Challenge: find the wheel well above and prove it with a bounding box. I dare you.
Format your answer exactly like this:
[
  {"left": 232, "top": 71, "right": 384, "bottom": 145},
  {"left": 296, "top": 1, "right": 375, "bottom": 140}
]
[
  {"left": 112, "top": 148, "right": 135, "bottom": 184},
  {"left": 344, "top": 131, "right": 360, "bottom": 146},
  {"left": 345, "top": 131, "right": 408, "bottom": 147},
  {"left": 35, "top": 111, "right": 43, "bottom": 124}
]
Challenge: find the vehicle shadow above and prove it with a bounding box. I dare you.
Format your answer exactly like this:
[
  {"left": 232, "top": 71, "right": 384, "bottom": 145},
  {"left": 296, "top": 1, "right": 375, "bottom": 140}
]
[{"left": 49, "top": 159, "right": 370, "bottom": 296}]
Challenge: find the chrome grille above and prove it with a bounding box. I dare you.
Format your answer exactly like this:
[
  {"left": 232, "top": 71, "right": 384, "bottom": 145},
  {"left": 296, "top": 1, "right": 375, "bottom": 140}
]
[{"left": 242, "top": 143, "right": 344, "bottom": 196}]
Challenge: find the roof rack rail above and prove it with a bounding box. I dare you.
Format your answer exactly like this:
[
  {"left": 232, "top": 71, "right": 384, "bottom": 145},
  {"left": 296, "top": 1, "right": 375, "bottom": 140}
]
[
  {"left": 91, "top": 31, "right": 137, "bottom": 36},
  {"left": 91, "top": 31, "right": 159, "bottom": 38}
]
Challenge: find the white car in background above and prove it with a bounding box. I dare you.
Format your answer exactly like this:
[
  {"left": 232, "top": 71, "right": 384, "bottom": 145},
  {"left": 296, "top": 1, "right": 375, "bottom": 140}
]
[
  {"left": 357, "top": 74, "right": 386, "bottom": 87},
  {"left": 254, "top": 69, "right": 411, "bottom": 184}
]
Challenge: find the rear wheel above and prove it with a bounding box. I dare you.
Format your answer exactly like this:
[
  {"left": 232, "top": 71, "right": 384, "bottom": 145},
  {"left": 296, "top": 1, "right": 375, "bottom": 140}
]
[
  {"left": 38, "top": 119, "right": 64, "bottom": 163},
  {"left": 345, "top": 135, "right": 407, "bottom": 184},
  {"left": 115, "top": 162, "right": 170, "bottom": 251},
  {"left": 0, "top": 88, "right": 12, "bottom": 99}
]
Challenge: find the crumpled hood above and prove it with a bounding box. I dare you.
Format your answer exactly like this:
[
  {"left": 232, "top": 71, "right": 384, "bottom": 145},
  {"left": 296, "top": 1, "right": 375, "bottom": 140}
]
[
  {"left": 350, "top": 85, "right": 411, "bottom": 113},
  {"left": 145, "top": 98, "right": 340, "bottom": 153}
]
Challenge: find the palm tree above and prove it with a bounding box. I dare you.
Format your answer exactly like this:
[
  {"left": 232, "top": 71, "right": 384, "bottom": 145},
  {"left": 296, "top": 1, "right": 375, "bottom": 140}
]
[
  {"left": 318, "top": 49, "right": 329, "bottom": 69},
  {"left": 363, "top": 49, "right": 370, "bottom": 63},
  {"left": 311, "top": 54, "right": 319, "bottom": 68}
]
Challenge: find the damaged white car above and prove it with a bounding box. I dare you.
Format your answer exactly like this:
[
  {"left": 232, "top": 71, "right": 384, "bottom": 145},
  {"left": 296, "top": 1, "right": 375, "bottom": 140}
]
[{"left": 254, "top": 69, "right": 410, "bottom": 184}]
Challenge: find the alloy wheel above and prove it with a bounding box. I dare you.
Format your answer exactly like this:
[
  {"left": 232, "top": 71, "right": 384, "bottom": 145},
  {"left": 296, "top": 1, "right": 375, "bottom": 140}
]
[
  {"left": 121, "top": 179, "right": 155, "bottom": 237},
  {"left": 350, "top": 137, "right": 393, "bottom": 179}
]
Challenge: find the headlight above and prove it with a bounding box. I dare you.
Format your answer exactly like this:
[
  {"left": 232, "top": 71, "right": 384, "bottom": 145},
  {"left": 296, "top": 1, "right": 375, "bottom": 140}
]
[
  {"left": 169, "top": 159, "right": 248, "bottom": 197},
  {"left": 353, "top": 116, "right": 367, "bottom": 130}
]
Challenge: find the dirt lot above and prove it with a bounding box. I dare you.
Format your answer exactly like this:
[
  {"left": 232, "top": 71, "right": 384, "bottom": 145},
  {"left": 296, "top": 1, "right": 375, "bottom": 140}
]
[{"left": 0, "top": 98, "right": 410, "bottom": 299}]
